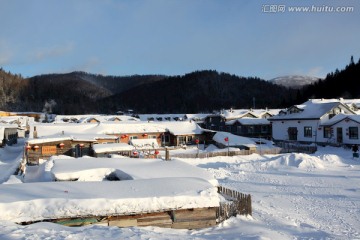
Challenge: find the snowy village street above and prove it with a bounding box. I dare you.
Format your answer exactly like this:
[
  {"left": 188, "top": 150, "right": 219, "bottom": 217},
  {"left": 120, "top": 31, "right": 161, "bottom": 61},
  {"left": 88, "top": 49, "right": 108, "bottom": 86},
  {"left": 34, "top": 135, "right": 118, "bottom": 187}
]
[{"left": 1, "top": 142, "right": 360, "bottom": 239}]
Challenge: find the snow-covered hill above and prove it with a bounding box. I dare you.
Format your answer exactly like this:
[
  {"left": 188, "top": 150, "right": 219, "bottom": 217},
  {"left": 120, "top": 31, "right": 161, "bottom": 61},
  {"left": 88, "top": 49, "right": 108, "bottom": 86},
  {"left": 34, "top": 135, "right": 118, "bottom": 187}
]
[{"left": 270, "top": 75, "right": 321, "bottom": 89}]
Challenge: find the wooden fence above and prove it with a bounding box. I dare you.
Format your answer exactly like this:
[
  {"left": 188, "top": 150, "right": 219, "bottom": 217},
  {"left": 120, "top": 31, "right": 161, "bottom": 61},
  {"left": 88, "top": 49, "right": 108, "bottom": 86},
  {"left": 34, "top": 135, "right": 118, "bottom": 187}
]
[
  {"left": 172, "top": 148, "right": 282, "bottom": 159},
  {"left": 276, "top": 142, "right": 317, "bottom": 154},
  {"left": 217, "top": 186, "right": 252, "bottom": 222}
]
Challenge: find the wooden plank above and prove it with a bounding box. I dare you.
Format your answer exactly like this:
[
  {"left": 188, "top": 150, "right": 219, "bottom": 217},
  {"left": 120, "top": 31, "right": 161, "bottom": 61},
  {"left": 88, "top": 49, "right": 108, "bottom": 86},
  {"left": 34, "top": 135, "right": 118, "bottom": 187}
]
[
  {"left": 172, "top": 208, "right": 217, "bottom": 221},
  {"left": 172, "top": 217, "right": 216, "bottom": 223},
  {"left": 137, "top": 220, "right": 172, "bottom": 227},
  {"left": 172, "top": 220, "right": 216, "bottom": 229},
  {"left": 108, "top": 211, "right": 169, "bottom": 221},
  {"left": 108, "top": 219, "right": 138, "bottom": 227},
  {"left": 137, "top": 216, "right": 172, "bottom": 223}
]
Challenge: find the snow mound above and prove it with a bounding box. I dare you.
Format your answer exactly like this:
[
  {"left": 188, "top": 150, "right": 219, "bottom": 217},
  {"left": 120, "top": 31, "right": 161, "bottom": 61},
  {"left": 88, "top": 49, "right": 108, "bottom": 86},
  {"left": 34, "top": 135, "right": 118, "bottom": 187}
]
[
  {"left": 316, "top": 154, "right": 346, "bottom": 166},
  {"left": 263, "top": 153, "right": 325, "bottom": 170}
]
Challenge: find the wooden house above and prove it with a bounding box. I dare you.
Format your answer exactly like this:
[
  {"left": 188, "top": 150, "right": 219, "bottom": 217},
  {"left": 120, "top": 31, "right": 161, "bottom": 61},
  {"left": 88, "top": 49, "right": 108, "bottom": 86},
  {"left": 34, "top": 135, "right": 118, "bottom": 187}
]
[
  {"left": 25, "top": 133, "right": 118, "bottom": 165},
  {"left": 203, "top": 110, "right": 258, "bottom": 131},
  {"left": 156, "top": 121, "right": 210, "bottom": 146},
  {"left": 225, "top": 118, "right": 272, "bottom": 139},
  {"left": 202, "top": 109, "right": 276, "bottom": 139}
]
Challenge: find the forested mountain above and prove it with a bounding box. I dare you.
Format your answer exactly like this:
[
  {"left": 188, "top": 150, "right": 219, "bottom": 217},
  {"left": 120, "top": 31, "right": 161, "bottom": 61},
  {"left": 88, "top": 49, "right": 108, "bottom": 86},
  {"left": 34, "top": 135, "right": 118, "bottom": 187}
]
[
  {"left": 0, "top": 68, "right": 28, "bottom": 111},
  {"left": 0, "top": 56, "right": 359, "bottom": 115},
  {"left": 99, "top": 70, "right": 296, "bottom": 114},
  {"left": 297, "top": 56, "right": 360, "bottom": 102}
]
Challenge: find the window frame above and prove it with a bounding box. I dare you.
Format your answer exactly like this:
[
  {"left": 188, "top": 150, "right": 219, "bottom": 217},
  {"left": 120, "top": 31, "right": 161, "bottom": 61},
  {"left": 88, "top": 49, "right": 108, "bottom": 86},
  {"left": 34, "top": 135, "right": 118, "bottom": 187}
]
[
  {"left": 304, "top": 126, "right": 312, "bottom": 138},
  {"left": 349, "top": 127, "right": 358, "bottom": 139}
]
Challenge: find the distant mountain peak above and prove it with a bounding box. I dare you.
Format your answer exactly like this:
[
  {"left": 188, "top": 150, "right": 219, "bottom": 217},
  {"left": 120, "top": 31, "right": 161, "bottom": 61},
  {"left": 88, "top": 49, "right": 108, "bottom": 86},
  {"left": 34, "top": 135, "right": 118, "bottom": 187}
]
[{"left": 270, "top": 75, "right": 321, "bottom": 89}]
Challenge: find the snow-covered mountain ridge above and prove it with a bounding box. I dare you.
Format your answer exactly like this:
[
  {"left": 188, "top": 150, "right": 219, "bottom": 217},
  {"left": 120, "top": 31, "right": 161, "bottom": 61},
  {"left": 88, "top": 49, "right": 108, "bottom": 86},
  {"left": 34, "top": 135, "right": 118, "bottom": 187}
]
[{"left": 270, "top": 75, "right": 321, "bottom": 89}]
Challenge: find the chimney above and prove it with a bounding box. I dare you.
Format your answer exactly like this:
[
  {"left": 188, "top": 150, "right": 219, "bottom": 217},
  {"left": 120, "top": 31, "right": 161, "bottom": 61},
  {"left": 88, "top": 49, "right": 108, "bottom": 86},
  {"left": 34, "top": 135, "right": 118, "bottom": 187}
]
[{"left": 33, "top": 126, "right": 38, "bottom": 139}]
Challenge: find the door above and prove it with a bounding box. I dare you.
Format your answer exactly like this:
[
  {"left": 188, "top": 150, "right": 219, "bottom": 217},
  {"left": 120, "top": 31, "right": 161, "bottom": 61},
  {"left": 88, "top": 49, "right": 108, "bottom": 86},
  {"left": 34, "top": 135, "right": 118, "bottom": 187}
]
[
  {"left": 337, "top": 127, "right": 343, "bottom": 143},
  {"left": 288, "top": 127, "right": 298, "bottom": 141}
]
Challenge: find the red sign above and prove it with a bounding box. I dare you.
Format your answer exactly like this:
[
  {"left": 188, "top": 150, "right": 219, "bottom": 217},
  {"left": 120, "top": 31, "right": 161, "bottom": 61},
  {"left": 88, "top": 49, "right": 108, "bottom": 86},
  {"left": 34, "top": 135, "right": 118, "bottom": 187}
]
[
  {"left": 224, "top": 137, "right": 229, "bottom": 142},
  {"left": 195, "top": 139, "right": 199, "bottom": 144}
]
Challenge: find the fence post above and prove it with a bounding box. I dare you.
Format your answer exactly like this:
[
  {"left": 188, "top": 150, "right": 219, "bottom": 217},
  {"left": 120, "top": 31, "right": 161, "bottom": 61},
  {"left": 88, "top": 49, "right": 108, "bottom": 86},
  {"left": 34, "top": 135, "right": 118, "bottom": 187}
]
[{"left": 165, "top": 147, "right": 170, "bottom": 160}]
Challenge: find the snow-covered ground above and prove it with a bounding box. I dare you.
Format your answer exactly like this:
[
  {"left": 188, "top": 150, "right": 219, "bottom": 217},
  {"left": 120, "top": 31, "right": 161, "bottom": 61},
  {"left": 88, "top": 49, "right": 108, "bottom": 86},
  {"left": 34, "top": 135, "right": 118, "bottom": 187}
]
[{"left": 1, "top": 140, "right": 360, "bottom": 239}]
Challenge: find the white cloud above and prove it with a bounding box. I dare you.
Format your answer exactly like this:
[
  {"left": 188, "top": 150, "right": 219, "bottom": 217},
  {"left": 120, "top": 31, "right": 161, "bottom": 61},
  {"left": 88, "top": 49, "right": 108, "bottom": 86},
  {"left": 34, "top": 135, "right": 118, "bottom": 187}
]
[
  {"left": 28, "top": 42, "right": 74, "bottom": 62},
  {"left": 307, "top": 66, "right": 325, "bottom": 78},
  {"left": 0, "top": 39, "right": 14, "bottom": 65},
  {"left": 65, "top": 57, "right": 102, "bottom": 74}
]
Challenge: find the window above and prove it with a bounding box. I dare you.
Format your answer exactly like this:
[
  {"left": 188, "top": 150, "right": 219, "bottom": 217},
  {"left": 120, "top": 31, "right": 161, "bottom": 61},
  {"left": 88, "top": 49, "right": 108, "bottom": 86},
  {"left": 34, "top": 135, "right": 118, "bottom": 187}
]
[
  {"left": 237, "top": 126, "right": 242, "bottom": 134},
  {"left": 227, "top": 126, "right": 232, "bottom": 132},
  {"left": 148, "top": 135, "right": 157, "bottom": 139},
  {"left": 161, "top": 135, "right": 170, "bottom": 143},
  {"left": 304, "top": 126, "right": 312, "bottom": 138},
  {"left": 248, "top": 126, "right": 254, "bottom": 133},
  {"left": 261, "top": 125, "right": 268, "bottom": 133},
  {"left": 130, "top": 136, "right": 138, "bottom": 140},
  {"left": 349, "top": 127, "right": 358, "bottom": 139},
  {"left": 178, "top": 136, "right": 186, "bottom": 145},
  {"left": 323, "top": 127, "right": 332, "bottom": 138},
  {"left": 219, "top": 126, "right": 224, "bottom": 131}
]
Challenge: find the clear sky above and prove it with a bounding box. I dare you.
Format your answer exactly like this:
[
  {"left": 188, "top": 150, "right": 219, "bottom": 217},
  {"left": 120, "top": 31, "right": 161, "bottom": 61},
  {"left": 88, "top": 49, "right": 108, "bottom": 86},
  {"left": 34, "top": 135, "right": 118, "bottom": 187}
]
[{"left": 0, "top": 0, "right": 359, "bottom": 80}]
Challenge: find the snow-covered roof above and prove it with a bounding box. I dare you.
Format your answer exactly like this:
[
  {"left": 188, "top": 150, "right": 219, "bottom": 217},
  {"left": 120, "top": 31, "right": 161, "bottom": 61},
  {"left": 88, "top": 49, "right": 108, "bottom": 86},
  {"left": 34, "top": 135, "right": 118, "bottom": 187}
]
[
  {"left": 220, "top": 109, "right": 257, "bottom": 120},
  {"left": 213, "top": 132, "right": 257, "bottom": 148},
  {"left": 50, "top": 157, "right": 218, "bottom": 186},
  {"left": 185, "top": 113, "right": 211, "bottom": 121},
  {"left": 0, "top": 116, "right": 32, "bottom": 128},
  {"left": 138, "top": 114, "right": 186, "bottom": 122},
  {"left": 54, "top": 115, "right": 140, "bottom": 123},
  {"left": 26, "top": 133, "right": 118, "bottom": 144},
  {"left": 0, "top": 178, "right": 219, "bottom": 222},
  {"left": 225, "top": 118, "right": 270, "bottom": 125},
  {"left": 270, "top": 99, "right": 355, "bottom": 120},
  {"left": 320, "top": 113, "right": 360, "bottom": 126},
  {"left": 0, "top": 123, "right": 18, "bottom": 129},
  {"left": 91, "top": 143, "right": 135, "bottom": 153},
  {"left": 156, "top": 121, "right": 205, "bottom": 135},
  {"left": 29, "top": 122, "right": 167, "bottom": 138}
]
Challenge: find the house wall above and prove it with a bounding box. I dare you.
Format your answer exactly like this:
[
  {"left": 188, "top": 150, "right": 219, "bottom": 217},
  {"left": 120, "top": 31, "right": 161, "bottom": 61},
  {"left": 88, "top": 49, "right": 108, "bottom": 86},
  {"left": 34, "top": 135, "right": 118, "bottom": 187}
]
[
  {"left": 171, "top": 134, "right": 204, "bottom": 146},
  {"left": 272, "top": 120, "right": 320, "bottom": 143},
  {"left": 322, "top": 119, "right": 360, "bottom": 146},
  {"left": 96, "top": 138, "right": 118, "bottom": 144},
  {"left": 203, "top": 116, "right": 225, "bottom": 131},
  {"left": 26, "top": 140, "right": 93, "bottom": 165},
  {"left": 2, "top": 128, "right": 18, "bottom": 146},
  {"left": 229, "top": 122, "right": 272, "bottom": 139},
  {"left": 113, "top": 132, "right": 163, "bottom": 146}
]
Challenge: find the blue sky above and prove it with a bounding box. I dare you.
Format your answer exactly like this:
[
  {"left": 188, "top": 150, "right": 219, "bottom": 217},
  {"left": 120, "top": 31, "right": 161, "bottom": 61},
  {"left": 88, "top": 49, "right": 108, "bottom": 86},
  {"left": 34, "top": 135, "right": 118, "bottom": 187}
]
[{"left": 0, "top": 0, "right": 359, "bottom": 79}]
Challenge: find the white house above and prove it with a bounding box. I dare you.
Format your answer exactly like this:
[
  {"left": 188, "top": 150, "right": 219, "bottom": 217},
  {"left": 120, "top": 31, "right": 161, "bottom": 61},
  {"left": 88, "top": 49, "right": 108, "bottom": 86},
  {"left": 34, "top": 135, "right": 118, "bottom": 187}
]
[
  {"left": 319, "top": 114, "right": 360, "bottom": 146},
  {"left": 269, "top": 99, "right": 356, "bottom": 144}
]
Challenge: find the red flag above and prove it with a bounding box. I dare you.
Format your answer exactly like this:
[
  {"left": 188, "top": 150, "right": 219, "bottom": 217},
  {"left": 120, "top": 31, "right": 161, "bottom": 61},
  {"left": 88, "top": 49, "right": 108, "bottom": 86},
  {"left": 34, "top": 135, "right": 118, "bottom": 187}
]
[{"left": 224, "top": 137, "right": 229, "bottom": 142}]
